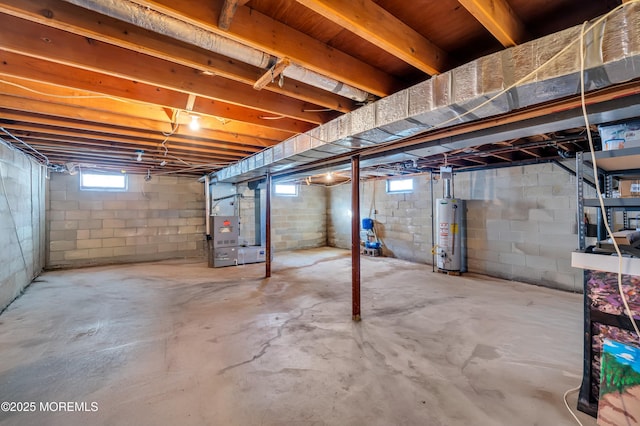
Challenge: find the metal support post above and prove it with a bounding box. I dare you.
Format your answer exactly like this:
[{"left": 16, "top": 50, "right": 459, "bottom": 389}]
[
  {"left": 576, "top": 152, "right": 585, "bottom": 250},
  {"left": 265, "top": 173, "right": 272, "bottom": 278},
  {"left": 351, "top": 155, "right": 361, "bottom": 321}
]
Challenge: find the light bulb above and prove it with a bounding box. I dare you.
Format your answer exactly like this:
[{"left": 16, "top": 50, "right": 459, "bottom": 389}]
[
  {"left": 326, "top": 172, "right": 333, "bottom": 182},
  {"left": 189, "top": 115, "right": 200, "bottom": 131}
]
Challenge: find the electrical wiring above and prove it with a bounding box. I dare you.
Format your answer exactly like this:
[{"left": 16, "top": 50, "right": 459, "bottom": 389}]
[
  {"left": 152, "top": 162, "right": 232, "bottom": 175},
  {"left": 303, "top": 108, "right": 333, "bottom": 112},
  {"left": 563, "top": 4, "right": 640, "bottom": 423},
  {"left": 0, "top": 78, "right": 117, "bottom": 100},
  {"left": 0, "top": 128, "right": 49, "bottom": 165},
  {"left": 0, "top": 78, "right": 205, "bottom": 171},
  {"left": 158, "top": 109, "right": 181, "bottom": 160},
  {"left": 368, "top": 179, "right": 377, "bottom": 218},
  {"left": 579, "top": 23, "right": 640, "bottom": 340},
  {"left": 563, "top": 385, "right": 584, "bottom": 426},
  {"left": 366, "top": 0, "right": 639, "bottom": 158},
  {"left": 162, "top": 109, "right": 181, "bottom": 137}
]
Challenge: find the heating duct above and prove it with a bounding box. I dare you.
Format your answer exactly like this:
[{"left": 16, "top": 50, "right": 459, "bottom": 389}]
[
  {"left": 212, "top": 3, "right": 640, "bottom": 183},
  {"left": 63, "top": 0, "right": 370, "bottom": 102}
]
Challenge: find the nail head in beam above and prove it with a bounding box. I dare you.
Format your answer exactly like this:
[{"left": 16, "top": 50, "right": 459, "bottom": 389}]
[{"left": 254, "top": 58, "right": 291, "bottom": 91}]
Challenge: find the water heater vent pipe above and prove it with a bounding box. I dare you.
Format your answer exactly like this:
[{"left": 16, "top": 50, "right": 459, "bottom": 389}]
[{"left": 441, "top": 166, "right": 453, "bottom": 199}]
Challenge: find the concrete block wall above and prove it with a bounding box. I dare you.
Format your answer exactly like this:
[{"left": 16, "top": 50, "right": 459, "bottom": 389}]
[
  {"left": 0, "top": 142, "right": 46, "bottom": 311},
  {"left": 47, "top": 173, "right": 205, "bottom": 268},
  {"left": 328, "top": 178, "right": 433, "bottom": 263},
  {"left": 237, "top": 183, "right": 327, "bottom": 251},
  {"left": 328, "top": 163, "right": 583, "bottom": 292}
]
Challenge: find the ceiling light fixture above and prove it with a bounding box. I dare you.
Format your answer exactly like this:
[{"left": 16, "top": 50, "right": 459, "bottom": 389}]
[
  {"left": 135, "top": 150, "right": 144, "bottom": 162},
  {"left": 189, "top": 115, "right": 200, "bottom": 131},
  {"left": 326, "top": 171, "right": 333, "bottom": 182}
]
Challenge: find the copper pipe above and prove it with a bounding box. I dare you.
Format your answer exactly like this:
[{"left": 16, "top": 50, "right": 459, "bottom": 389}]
[{"left": 351, "top": 155, "right": 361, "bottom": 321}]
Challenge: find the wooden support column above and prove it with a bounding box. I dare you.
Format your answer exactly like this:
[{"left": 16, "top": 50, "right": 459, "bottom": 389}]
[
  {"left": 265, "top": 173, "right": 272, "bottom": 278},
  {"left": 351, "top": 156, "right": 361, "bottom": 321}
]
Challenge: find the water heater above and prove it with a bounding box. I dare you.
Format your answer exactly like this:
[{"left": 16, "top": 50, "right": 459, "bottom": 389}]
[{"left": 436, "top": 198, "right": 466, "bottom": 272}]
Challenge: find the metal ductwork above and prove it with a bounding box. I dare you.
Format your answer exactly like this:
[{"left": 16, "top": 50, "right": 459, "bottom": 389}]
[
  {"left": 63, "top": 0, "right": 370, "bottom": 102},
  {"left": 212, "top": 3, "right": 640, "bottom": 183}
]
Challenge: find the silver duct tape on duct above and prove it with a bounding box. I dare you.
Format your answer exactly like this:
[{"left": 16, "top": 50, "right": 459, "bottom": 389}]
[{"left": 213, "top": 4, "right": 640, "bottom": 183}]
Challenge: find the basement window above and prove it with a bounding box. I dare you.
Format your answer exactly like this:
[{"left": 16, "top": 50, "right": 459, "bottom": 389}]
[
  {"left": 387, "top": 178, "right": 413, "bottom": 193},
  {"left": 80, "top": 172, "right": 127, "bottom": 191},
  {"left": 274, "top": 183, "right": 298, "bottom": 196}
]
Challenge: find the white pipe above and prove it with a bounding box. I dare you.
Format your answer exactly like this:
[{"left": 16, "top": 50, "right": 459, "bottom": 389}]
[{"left": 64, "top": 0, "right": 370, "bottom": 102}]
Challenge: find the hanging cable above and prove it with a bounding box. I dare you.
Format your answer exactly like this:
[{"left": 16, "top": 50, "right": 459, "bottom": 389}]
[
  {"left": 0, "top": 78, "right": 120, "bottom": 101},
  {"left": 579, "top": 17, "right": 640, "bottom": 339},
  {"left": 563, "top": 385, "right": 584, "bottom": 426},
  {"left": 0, "top": 128, "right": 49, "bottom": 165},
  {"left": 366, "top": 0, "right": 638, "bottom": 158},
  {"left": 564, "top": 7, "right": 640, "bottom": 424}
]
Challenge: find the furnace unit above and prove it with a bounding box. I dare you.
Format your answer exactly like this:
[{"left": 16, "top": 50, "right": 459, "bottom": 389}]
[{"left": 211, "top": 216, "right": 239, "bottom": 267}]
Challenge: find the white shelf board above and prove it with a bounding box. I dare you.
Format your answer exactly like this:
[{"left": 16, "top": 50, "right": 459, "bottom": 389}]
[{"left": 571, "top": 251, "right": 640, "bottom": 276}]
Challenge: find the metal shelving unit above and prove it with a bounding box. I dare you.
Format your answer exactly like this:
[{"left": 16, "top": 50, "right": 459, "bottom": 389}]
[
  {"left": 577, "top": 148, "right": 640, "bottom": 249},
  {"left": 583, "top": 198, "right": 640, "bottom": 207},
  {"left": 575, "top": 147, "right": 640, "bottom": 417}
]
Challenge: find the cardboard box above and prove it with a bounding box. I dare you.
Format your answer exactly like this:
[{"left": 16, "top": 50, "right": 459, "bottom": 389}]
[
  {"left": 611, "top": 230, "right": 640, "bottom": 246},
  {"left": 619, "top": 179, "right": 640, "bottom": 198}
]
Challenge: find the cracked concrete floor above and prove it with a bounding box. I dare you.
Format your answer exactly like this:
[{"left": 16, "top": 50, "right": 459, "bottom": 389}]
[{"left": 0, "top": 247, "right": 595, "bottom": 426}]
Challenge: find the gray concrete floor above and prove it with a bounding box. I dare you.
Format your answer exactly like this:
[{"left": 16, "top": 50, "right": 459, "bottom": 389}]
[{"left": 0, "top": 247, "right": 595, "bottom": 426}]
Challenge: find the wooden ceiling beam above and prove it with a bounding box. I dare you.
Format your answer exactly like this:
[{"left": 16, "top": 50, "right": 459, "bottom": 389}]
[
  {"left": 0, "top": 78, "right": 173, "bottom": 123},
  {"left": 40, "top": 151, "right": 227, "bottom": 171},
  {"left": 295, "top": 0, "right": 448, "bottom": 75},
  {"left": 42, "top": 158, "right": 214, "bottom": 176},
  {"left": 27, "top": 146, "right": 232, "bottom": 171},
  {"left": 11, "top": 133, "right": 246, "bottom": 162},
  {"left": 0, "top": 78, "right": 283, "bottom": 146},
  {"left": 488, "top": 152, "right": 515, "bottom": 162},
  {"left": 0, "top": 51, "right": 307, "bottom": 136},
  {"left": 16, "top": 137, "right": 239, "bottom": 163},
  {"left": 132, "top": 0, "right": 402, "bottom": 97},
  {"left": 519, "top": 148, "right": 542, "bottom": 158},
  {"left": 0, "top": 109, "right": 275, "bottom": 152},
  {"left": 464, "top": 157, "right": 488, "bottom": 165},
  {"left": 0, "top": 13, "right": 330, "bottom": 124},
  {"left": 4, "top": 126, "right": 254, "bottom": 158},
  {"left": 218, "top": 0, "right": 250, "bottom": 30},
  {"left": 457, "top": 0, "right": 526, "bottom": 47},
  {"left": 0, "top": 0, "right": 356, "bottom": 113},
  {"left": 0, "top": 96, "right": 278, "bottom": 149}
]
